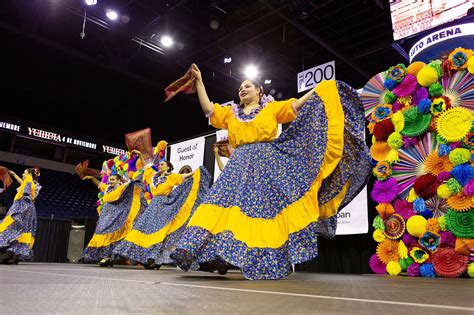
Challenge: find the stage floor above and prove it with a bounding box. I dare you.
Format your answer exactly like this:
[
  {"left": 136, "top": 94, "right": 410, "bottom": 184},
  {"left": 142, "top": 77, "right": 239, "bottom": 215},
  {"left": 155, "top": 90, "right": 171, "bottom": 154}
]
[{"left": 0, "top": 263, "right": 473, "bottom": 314}]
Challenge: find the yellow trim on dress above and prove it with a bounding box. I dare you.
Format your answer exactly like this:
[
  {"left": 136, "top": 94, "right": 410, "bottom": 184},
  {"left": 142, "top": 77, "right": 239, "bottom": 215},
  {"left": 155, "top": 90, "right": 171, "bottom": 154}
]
[
  {"left": 16, "top": 233, "right": 35, "bottom": 248},
  {"left": 187, "top": 80, "right": 347, "bottom": 249},
  {"left": 14, "top": 174, "right": 36, "bottom": 201},
  {"left": 0, "top": 215, "right": 15, "bottom": 233},
  {"left": 102, "top": 183, "right": 129, "bottom": 203},
  {"left": 123, "top": 169, "right": 202, "bottom": 248},
  {"left": 86, "top": 185, "right": 143, "bottom": 248}
]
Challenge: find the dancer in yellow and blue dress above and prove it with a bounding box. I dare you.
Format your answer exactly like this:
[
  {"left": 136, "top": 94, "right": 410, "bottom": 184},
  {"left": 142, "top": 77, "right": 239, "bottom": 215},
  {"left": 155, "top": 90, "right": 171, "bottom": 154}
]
[
  {"left": 170, "top": 64, "right": 371, "bottom": 280},
  {"left": 0, "top": 167, "right": 41, "bottom": 264},
  {"left": 113, "top": 150, "right": 211, "bottom": 269},
  {"left": 81, "top": 155, "right": 148, "bottom": 267}
]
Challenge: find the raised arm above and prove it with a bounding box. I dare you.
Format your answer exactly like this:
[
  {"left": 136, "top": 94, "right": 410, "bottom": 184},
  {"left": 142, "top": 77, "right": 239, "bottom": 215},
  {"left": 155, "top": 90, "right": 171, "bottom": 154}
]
[
  {"left": 213, "top": 145, "right": 225, "bottom": 172},
  {"left": 131, "top": 150, "right": 146, "bottom": 167},
  {"left": 8, "top": 170, "right": 23, "bottom": 185},
  {"left": 293, "top": 88, "right": 316, "bottom": 113},
  {"left": 181, "top": 171, "right": 195, "bottom": 180},
  {"left": 83, "top": 175, "right": 101, "bottom": 188},
  {"left": 191, "top": 64, "right": 213, "bottom": 116}
]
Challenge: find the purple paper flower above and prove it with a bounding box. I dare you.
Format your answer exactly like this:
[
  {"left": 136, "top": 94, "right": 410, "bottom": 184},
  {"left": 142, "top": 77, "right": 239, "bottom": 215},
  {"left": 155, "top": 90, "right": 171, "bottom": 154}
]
[
  {"left": 393, "top": 74, "right": 417, "bottom": 97},
  {"left": 394, "top": 199, "right": 415, "bottom": 220},
  {"left": 440, "top": 231, "right": 456, "bottom": 247},
  {"left": 369, "top": 254, "right": 387, "bottom": 274},
  {"left": 371, "top": 178, "right": 399, "bottom": 203},
  {"left": 402, "top": 233, "right": 418, "bottom": 247},
  {"left": 403, "top": 136, "right": 419, "bottom": 148},
  {"left": 437, "top": 171, "right": 452, "bottom": 182},
  {"left": 407, "top": 263, "right": 421, "bottom": 276},
  {"left": 412, "top": 87, "right": 428, "bottom": 105}
]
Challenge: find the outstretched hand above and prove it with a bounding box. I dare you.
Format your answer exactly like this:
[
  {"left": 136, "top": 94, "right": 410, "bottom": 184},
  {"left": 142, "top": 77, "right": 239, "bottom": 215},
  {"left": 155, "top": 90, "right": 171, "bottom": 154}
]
[
  {"left": 190, "top": 63, "right": 202, "bottom": 83},
  {"left": 82, "top": 176, "right": 93, "bottom": 180},
  {"left": 131, "top": 150, "right": 142, "bottom": 156}
]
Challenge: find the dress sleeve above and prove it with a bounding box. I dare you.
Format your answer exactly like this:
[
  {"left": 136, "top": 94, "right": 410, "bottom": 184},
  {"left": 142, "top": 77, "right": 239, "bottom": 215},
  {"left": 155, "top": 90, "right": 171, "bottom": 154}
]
[
  {"left": 270, "top": 98, "right": 298, "bottom": 124},
  {"left": 143, "top": 166, "right": 157, "bottom": 186},
  {"left": 169, "top": 174, "right": 184, "bottom": 186},
  {"left": 99, "top": 183, "right": 107, "bottom": 192},
  {"left": 209, "top": 103, "right": 232, "bottom": 129}
]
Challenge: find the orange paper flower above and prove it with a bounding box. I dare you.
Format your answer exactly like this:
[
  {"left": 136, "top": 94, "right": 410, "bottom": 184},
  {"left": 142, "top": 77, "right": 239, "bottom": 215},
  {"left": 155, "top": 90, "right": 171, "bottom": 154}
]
[
  {"left": 376, "top": 239, "right": 400, "bottom": 264},
  {"left": 424, "top": 151, "right": 454, "bottom": 176},
  {"left": 447, "top": 193, "right": 473, "bottom": 212}
]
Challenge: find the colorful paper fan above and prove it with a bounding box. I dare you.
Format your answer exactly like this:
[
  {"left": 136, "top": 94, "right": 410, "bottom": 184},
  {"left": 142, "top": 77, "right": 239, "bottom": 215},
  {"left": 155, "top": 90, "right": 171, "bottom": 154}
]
[
  {"left": 362, "top": 72, "right": 388, "bottom": 119},
  {"left": 376, "top": 239, "right": 399, "bottom": 264},
  {"left": 442, "top": 69, "right": 474, "bottom": 110},
  {"left": 425, "top": 197, "right": 449, "bottom": 218},
  {"left": 384, "top": 213, "right": 406, "bottom": 239},
  {"left": 445, "top": 209, "right": 474, "bottom": 238},
  {"left": 447, "top": 193, "right": 473, "bottom": 212},
  {"left": 392, "top": 132, "right": 438, "bottom": 198},
  {"left": 432, "top": 247, "right": 468, "bottom": 278},
  {"left": 369, "top": 254, "right": 387, "bottom": 274},
  {"left": 436, "top": 107, "right": 473, "bottom": 142}
]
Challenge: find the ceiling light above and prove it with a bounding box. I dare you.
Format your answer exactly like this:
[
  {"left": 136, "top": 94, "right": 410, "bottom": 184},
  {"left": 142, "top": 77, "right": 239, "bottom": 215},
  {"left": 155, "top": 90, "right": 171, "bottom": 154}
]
[
  {"left": 224, "top": 57, "right": 232, "bottom": 63},
  {"left": 264, "top": 79, "right": 272, "bottom": 84},
  {"left": 106, "top": 10, "right": 118, "bottom": 20},
  {"left": 85, "top": 0, "right": 97, "bottom": 5},
  {"left": 161, "top": 36, "right": 173, "bottom": 47},
  {"left": 243, "top": 65, "right": 258, "bottom": 79}
]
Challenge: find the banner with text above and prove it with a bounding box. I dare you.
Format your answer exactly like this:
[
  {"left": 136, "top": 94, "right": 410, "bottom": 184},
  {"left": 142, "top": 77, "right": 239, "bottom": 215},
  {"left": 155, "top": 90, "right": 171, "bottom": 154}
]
[
  {"left": 335, "top": 186, "right": 369, "bottom": 235},
  {"left": 297, "top": 60, "right": 335, "bottom": 93},
  {"left": 170, "top": 136, "right": 205, "bottom": 174}
]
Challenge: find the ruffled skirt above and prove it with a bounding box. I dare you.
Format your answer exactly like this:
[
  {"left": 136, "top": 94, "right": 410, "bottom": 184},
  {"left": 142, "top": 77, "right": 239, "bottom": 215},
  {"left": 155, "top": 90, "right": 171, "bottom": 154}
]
[{"left": 171, "top": 80, "right": 371, "bottom": 279}]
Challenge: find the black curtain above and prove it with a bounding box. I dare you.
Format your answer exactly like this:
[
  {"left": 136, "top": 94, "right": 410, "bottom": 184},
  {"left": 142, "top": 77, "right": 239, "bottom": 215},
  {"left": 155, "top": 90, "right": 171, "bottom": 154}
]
[{"left": 33, "top": 217, "right": 71, "bottom": 262}]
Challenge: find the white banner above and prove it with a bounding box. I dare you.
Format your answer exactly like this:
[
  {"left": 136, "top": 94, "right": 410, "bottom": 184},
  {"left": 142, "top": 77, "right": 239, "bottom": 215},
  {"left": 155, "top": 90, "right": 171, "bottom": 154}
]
[
  {"left": 213, "top": 125, "right": 283, "bottom": 182},
  {"left": 170, "top": 137, "right": 205, "bottom": 174},
  {"left": 409, "top": 23, "right": 474, "bottom": 62},
  {"left": 335, "top": 187, "right": 369, "bottom": 235},
  {"left": 297, "top": 60, "right": 335, "bottom": 93}
]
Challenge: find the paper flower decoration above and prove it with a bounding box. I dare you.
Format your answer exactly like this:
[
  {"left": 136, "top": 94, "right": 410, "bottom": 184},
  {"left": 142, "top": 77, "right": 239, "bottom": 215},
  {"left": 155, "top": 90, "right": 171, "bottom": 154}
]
[
  {"left": 413, "top": 174, "right": 440, "bottom": 199},
  {"left": 468, "top": 263, "right": 474, "bottom": 278},
  {"left": 398, "top": 240, "right": 408, "bottom": 259},
  {"left": 407, "top": 263, "right": 421, "bottom": 276},
  {"left": 436, "top": 107, "right": 473, "bottom": 142},
  {"left": 442, "top": 69, "right": 474, "bottom": 110},
  {"left": 387, "top": 261, "right": 402, "bottom": 276},
  {"left": 373, "top": 161, "right": 392, "bottom": 180},
  {"left": 402, "top": 233, "right": 418, "bottom": 247},
  {"left": 428, "top": 82, "right": 443, "bottom": 97},
  {"left": 387, "top": 132, "right": 403, "bottom": 149},
  {"left": 451, "top": 164, "right": 474, "bottom": 186},
  {"left": 387, "top": 64, "right": 407, "bottom": 82},
  {"left": 426, "top": 218, "right": 440, "bottom": 234},
  {"left": 438, "top": 216, "right": 447, "bottom": 231},
  {"left": 407, "top": 61, "right": 426, "bottom": 76},
  {"left": 394, "top": 199, "right": 415, "bottom": 220},
  {"left": 399, "top": 257, "right": 414, "bottom": 271},
  {"left": 420, "top": 263, "right": 436, "bottom": 277},
  {"left": 371, "top": 178, "right": 399, "bottom": 203},
  {"left": 410, "top": 246, "right": 429, "bottom": 263},
  {"left": 448, "top": 148, "right": 471, "bottom": 165},
  {"left": 384, "top": 214, "right": 406, "bottom": 239},
  {"left": 406, "top": 215, "right": 427, "bottom": 237},
  {"left": 362, "top": 72, "right": 388, "bottom": 118},
  {"left": 369, "top": 254, "right": 387, "bottom": 274},
  {"left": 417, "top": 66, "right": 439, "bottom": 87},
  {"left": 440, "top": 231, "right": 456, "bottom": 247},
  {"left": 412, "top": 87, "right": 428, "bottom": 106},
  {"left": 393, "top": 74, "right": 417, "bottom": 97},
  {"left": 373, "top": 229, "right": 386, "bottom": 242},
  {"left": 445, "top": 209, "right": 474, "bottom": 238},
  {"left": 376, "top": 239, "right": 400, "bottom": 264},
  {"left": 391, "top": 111, "right": 405, "bottom": 132},
  {"left": 376, "top": 203, "right": 395, "bottom": 220},
  {"left": 373, "top": 120, "right": 395, "bottom": 141},
  {"left": 372, "top": 104, "right": 393, "bottom": 122},
  {"left": 419, "top": 231, "right": 440, "bottom": 252},
  {"left": 401, "top": 107, "right": 432, "bottom": 137},
  {"left": 373, "top": 215, "right": 385, "bottom": 230},
  {"left": 370, "top": 141, "right": 391, "bottom": 161},
  {"left": 424, "top": 151, "right": 453, "bottom": 176},
  {"left": 447, "top": 193, "right": 473, "bottom": 212},
  {"left": 432, "top": 247, "right": 468, "bottom": 278},
  {"left": 448, "top": 47, "right": 472, "bottom": 70},
  {"left": 427, "top": 199, "right": 444, "bottom": 216}
]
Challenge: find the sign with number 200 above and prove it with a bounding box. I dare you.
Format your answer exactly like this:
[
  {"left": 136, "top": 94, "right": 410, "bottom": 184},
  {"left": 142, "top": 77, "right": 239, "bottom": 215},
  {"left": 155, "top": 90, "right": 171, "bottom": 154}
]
[{"left": 297, "top": 60, "right": 335, "bottom": 93}]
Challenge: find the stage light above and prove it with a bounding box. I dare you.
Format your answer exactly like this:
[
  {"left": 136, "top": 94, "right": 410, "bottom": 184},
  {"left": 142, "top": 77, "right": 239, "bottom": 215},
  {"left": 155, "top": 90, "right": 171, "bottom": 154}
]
[
  {"left": 244, "top": 65, "right": 258, "bottom": 79},
  {"left": 264, "top": 79, "right": 271, "bottom": 84},
  {"left": 224, "top": 57, "right": 232, "bottom": 63},
  {"left": 161, "top": 35, "right": 173, "bottom": 47},
  {"left": 106, "top": 10, "right": 118, "bottom": 20},
  {"left": 85, "top": 0, "right": 97, "bottom": 5}
]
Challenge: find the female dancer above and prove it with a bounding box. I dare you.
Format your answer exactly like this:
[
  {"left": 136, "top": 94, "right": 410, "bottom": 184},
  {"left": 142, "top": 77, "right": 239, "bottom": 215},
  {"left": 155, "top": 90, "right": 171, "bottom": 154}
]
[
  {"left": 82, "top": 165, "right": 148, "bottom": 267},
  {"left": 0, "top": 168, "right": 40, "bottom": 264},
  {"left": 113, "top": 151, "right": 211, "bottom": 269},
  {"left": 171, "top": 64, "right": 371, "bottom": 279}
]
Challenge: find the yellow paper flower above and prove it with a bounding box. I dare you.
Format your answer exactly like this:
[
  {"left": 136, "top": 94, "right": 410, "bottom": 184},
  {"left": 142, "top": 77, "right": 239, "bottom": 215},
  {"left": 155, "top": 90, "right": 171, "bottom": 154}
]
[
  {"left": 373, "top": 229, "right": 386, "bottom": 242},
  {"left": 391, "top": 111, "right": 405, "bottom": 132},
  {"left": 407, "top": 188, "right": 418, "bottom": 202},
  {"left": 387, "top": 149, "right": 399, "bottom": 163},
  {"left": 387, "top": 261, "right": 402, "bottom": 276},
  {"left": 377, "top": 239, "right": 400, "bottom": 264},
  {"left": 448, "top": 47, "right": 473, "bottom": 70},
  {"left": 436, "top": 107, "right": 473, "bottom": 142},
  {"left": 398, "top": 240, "right": 408, "bottom": 259},
  {"left": 437, "top": 184, "right": 452, "bottom": 198}
]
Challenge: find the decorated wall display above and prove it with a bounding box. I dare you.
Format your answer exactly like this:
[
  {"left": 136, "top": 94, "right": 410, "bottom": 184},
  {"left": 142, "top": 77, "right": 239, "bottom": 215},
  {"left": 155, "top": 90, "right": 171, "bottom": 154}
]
[{"left": 362, "top": 47, "right": 474, "bottom": 278}]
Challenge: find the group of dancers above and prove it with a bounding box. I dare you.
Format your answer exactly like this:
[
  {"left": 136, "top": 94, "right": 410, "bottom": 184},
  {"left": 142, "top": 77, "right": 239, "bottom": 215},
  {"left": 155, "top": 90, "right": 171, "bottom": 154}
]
[{"left": 0, "top": 64, "right": 371, "bottom": 279}]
